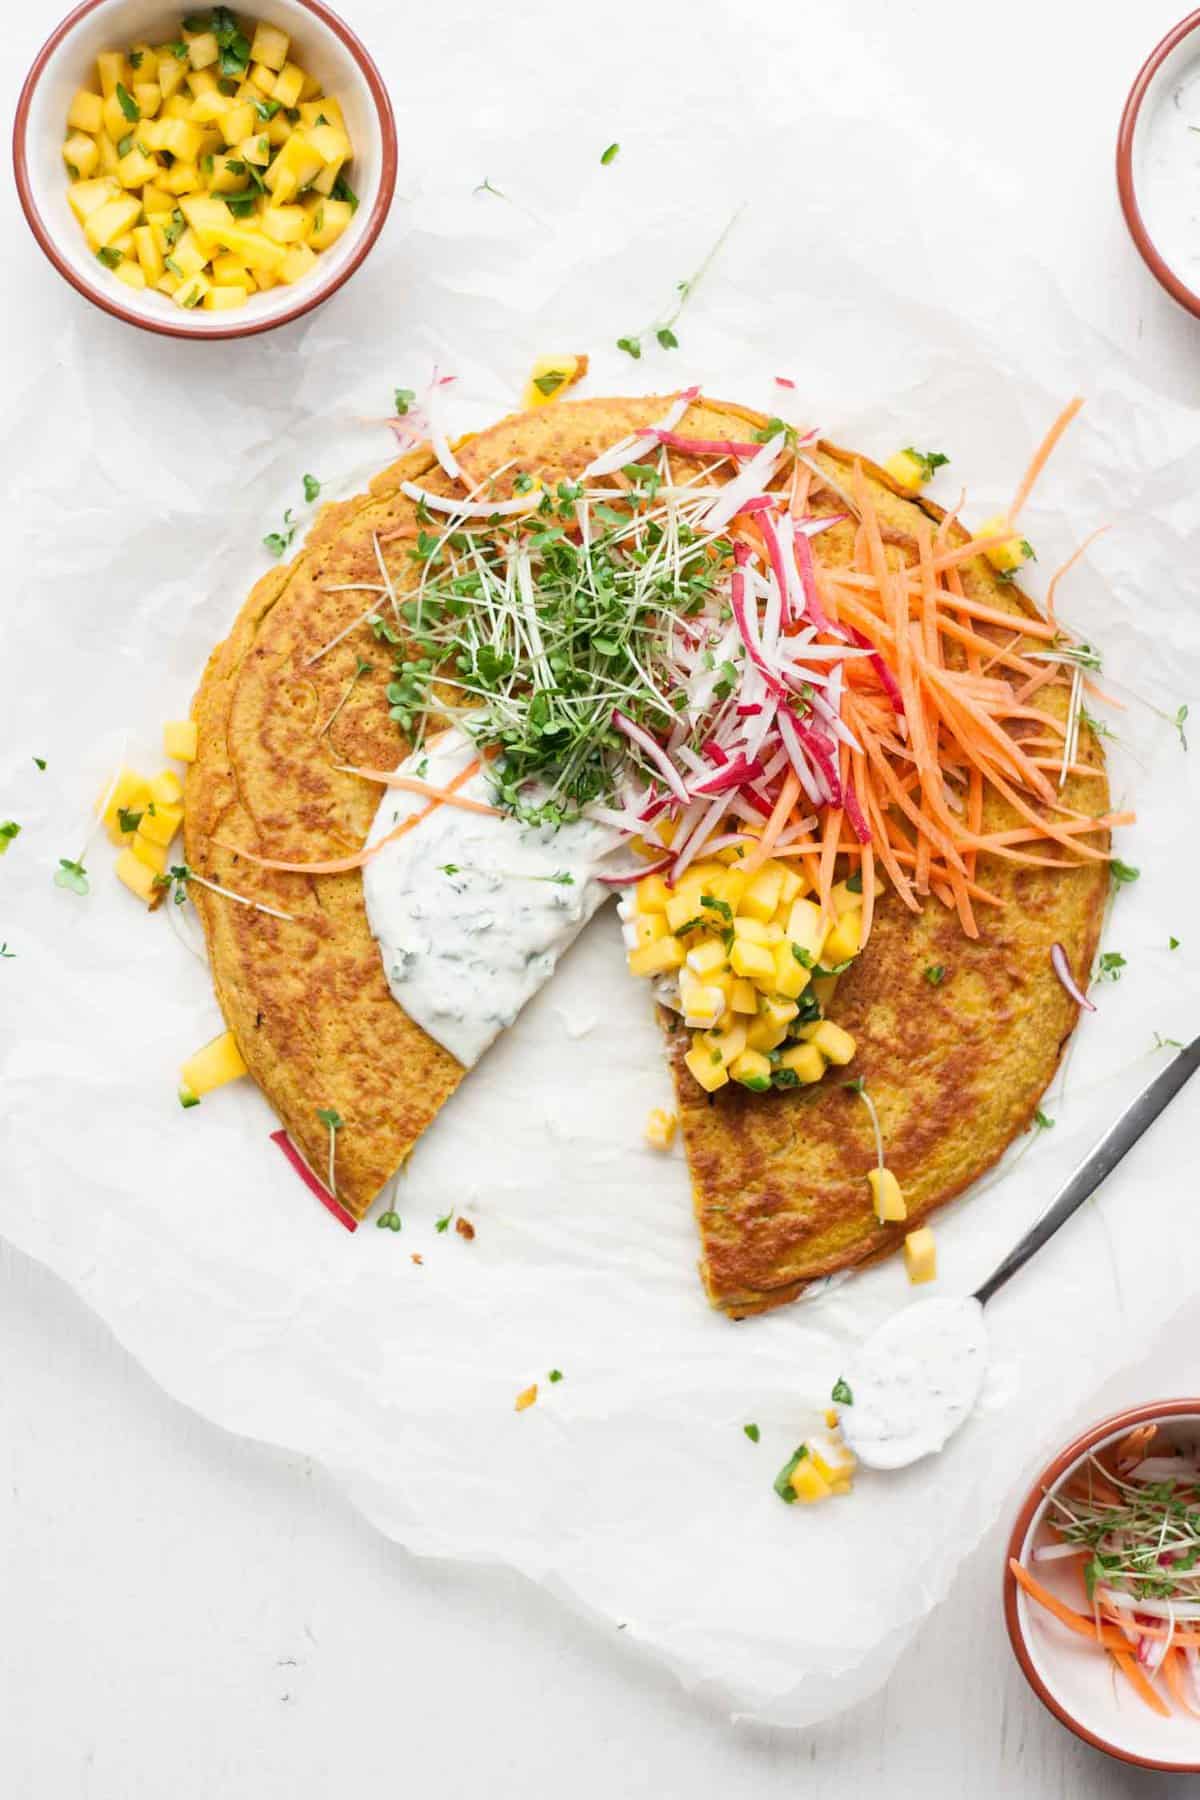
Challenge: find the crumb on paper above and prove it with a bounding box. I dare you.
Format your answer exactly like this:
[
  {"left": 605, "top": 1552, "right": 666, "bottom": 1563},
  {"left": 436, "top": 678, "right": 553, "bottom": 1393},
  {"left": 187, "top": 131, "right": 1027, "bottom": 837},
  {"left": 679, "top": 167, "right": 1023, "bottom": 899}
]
[
  {"left": 455, "top": 1216, "right": 476, "bottom": 1240},
  {"left": 515, "top": 1383, "right": 538, "bottom": 1412},
  {"left": 411, "top": 1253, "right": 423, "bottom": 1265}
]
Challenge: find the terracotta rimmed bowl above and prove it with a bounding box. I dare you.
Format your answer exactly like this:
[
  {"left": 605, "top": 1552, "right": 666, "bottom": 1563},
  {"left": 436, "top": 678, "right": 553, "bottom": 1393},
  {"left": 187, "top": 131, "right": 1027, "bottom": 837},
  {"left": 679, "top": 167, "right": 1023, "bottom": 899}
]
[
  {"left": 13, "top": 0, "right": 397, "bottom": 339},
  {"left": 1005, "top": 1400, "right": 1200, "bottom": 1773},
  {"left": 1116, "top": 9, "right": 1200, "bottom": 320}
]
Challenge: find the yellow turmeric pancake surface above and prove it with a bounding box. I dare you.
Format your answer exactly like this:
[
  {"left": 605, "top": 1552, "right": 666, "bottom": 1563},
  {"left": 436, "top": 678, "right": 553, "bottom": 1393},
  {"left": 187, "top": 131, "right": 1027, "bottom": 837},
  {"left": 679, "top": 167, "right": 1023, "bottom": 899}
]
[{"left": 185, "top": 396, "right": 1106, "bottom": 1275}]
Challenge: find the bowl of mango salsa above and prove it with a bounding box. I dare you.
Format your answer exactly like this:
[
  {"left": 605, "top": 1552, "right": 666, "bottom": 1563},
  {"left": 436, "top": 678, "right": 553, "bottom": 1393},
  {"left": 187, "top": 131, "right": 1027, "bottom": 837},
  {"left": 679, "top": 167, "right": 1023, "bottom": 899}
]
[{"left": 15, "top": 0, "right": 397, "bottom": 337}]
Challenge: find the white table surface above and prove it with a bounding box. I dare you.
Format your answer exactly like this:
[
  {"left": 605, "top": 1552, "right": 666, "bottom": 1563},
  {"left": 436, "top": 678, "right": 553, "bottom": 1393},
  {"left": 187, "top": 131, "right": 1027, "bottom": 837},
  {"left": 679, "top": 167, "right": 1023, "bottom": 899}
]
[{"left": 5, "top": 0, "right": 1200, "bottom": 1792}]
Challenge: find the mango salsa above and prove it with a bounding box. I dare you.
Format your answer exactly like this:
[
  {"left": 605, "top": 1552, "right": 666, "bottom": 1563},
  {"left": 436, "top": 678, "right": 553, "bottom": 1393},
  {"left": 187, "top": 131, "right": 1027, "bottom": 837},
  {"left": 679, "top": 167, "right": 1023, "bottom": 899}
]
[
  {"left": 620, "top": 848, "right": 865, "bottom": 1096},
  {"left": 62, "top": 11, "right": 357, "bottom": 314}
]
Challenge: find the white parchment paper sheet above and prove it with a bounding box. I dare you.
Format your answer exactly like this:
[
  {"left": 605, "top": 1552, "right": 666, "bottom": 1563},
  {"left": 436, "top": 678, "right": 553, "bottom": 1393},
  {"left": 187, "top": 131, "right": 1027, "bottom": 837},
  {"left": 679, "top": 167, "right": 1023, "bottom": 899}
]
[{"left": 2, "top": 0, "right": 1200, "bottom": 1728}]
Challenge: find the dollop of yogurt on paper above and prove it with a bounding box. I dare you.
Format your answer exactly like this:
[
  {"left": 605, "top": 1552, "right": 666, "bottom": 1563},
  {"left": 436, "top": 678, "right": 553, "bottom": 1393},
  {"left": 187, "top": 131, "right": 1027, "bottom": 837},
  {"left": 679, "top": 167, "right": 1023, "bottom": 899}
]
[
  {"left": 361, "top": 730, "right": 620, "bottom": 1067},
  {"left": 836, "top": 1296, "right": 988, "bottom": 1471}
]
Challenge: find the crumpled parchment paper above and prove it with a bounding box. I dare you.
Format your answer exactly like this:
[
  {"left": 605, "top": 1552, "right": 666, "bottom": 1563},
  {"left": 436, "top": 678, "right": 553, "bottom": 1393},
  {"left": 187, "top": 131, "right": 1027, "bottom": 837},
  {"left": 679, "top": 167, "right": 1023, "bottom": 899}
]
[{"left": 3, "top": 0, "right": 1200, "bottom": 1728}]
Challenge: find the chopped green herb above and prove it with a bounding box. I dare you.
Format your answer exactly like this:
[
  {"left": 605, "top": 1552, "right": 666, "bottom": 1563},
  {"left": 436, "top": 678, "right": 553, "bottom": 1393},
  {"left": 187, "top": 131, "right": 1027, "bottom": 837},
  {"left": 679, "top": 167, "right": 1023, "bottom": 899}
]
[
  {"left": 1169, "top": 936, "right": 1180, "bottom": 950},
  {"left": 117, "top": 132, "right": 134, "bottom": 157},
  {"left": 129, "top": 49, "right": 144, "bottom": 69},
  {"left": 316, "top": 1106, "right": 344, "bottom": 1131},
  {"left": 743, "top": 1423, "right": 760, "bottom": 1442},
  {"left": 54, "top": 857, "right": 89, "bottom": 895},
  {"left": 96, "top": 246, "right": 123, "bottom": 268},
  {"left": 831, "top": 1377, "right": 854, "bottom": 1406},
  {"left": 0, "top": 821, "right": 20, "bottom": 853},
  {"left": 435, "top": 1209, "right": 454, "bottom": 1233},
  {"left": 924, "top": 963, "right": 946, "bottom": 986},
  {"left": 791, "top": 944, "right": 815, "bottom": 968},
  {"left": 330, "top": 174, "right": 358, "bottom": 212},
  {"left": 903, "top": 448, "right": 950, "bottom": 481},
  {"left": 439, "top": 863, "right": 460, "bottom": 876},
  {"left": 1110, "top": 859, "right": 1140, "bottom": 886},
  {"left": 163, "top": 255, "right": 183, "bottom": 277},
  {"left": 655, "top": 327, "right": 679, "bottom": 350},
  {"left": 225, "top": 194, "right": 257, "bottom": 218},
  {"left": 600, "top": 142, "right": 620, "bottom": 165},
  {"left": 116, "top": 807, "right": 143, "bottom": 834},
  {"left": 753, "top": 416, "right": 798, "bottom": 447},
  {"left": 1034, "top": 1108, "right": 1054, "bottom": 1130},
  {"left": 1097, "top": 951, "right": 1126, "bottom": 981},
  {"left": 32, "top": 758, "right": 45, "bottom": 771},
  {"left": 115, "top": 82, "right": 140, "bottom": 122},
  {"left": 393, "top": 387, "right": 415, "bottom": 416},
  {"left": 533, "top": 370, "right": 568, "bottom": 398},
  {"left": 0, "top": 943, "right": 13, "bottom": 959},
  {"left": 616, "top": 335, "right": 642, "bottom": 360},
  {"left": 548, "top": 1369, "right": 564, "bottom": 1383},
  {"left": 845, "top": 871, "right": 863, "bottom": 894},
  {"left": 773, "top": 1444, "right": 808, "bottom": 1503},
  {"left": 252, "top": 96, "right": 281, "bottom": 120}
]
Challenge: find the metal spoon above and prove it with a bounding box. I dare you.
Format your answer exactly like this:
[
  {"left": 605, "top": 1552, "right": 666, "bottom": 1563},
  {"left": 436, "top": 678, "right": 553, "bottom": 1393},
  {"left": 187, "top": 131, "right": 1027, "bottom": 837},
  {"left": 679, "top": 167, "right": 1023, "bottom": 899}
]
[{"left": 836, "top": 1036, "right": 1200, "bottom": 1471}]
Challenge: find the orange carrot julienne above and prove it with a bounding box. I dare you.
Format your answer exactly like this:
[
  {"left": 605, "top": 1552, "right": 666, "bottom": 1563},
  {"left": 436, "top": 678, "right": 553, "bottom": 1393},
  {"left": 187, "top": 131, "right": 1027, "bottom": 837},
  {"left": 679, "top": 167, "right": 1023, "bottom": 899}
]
[
  {"left": 333, "top": 765, "right": 500, "bottom": 816},
  {"left": 1111, "top": 1650, "right": 1172, "bottom": 1718},
  {"left": 1010, "top": 396, "right": 1085, "bottom": 523},
  {"left": 1008, "top": 1560, "right": 1127, "bottom": 1648}
]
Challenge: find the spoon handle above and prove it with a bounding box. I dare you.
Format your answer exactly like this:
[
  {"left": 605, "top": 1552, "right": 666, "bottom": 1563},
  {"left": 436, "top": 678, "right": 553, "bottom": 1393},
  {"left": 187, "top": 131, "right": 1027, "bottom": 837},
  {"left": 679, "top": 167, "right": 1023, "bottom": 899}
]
[{"left": 973, "top": 1036, "right": 1200, "bottom": 1308}]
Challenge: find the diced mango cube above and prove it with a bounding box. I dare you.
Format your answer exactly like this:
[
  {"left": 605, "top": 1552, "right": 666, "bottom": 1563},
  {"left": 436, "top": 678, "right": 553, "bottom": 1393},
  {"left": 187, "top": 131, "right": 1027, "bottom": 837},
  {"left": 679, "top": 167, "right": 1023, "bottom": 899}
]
[
  {"left": 68, "top": 89, "right": 105, "bottom": 134},
  {"left": 739, "top": 862, "right": 784, "bottom": 922},
  {"left": 664, "top": 885, "right": 704, "bottom": 934},
  {"left": 777, "top": 865, "right": 805, "bottom": 904},
  {"left": 158, "top": 116, "right": 204, "bottom": 161},
  {"left": 204, "top": 284, "right": 248, "bottom": 310},
  {"left": 789, "top": 1455, "right": 833, "bottom": 1503},
  {"left": 684, "top": 1044, "right": 730, "bottom": 1093},
  {"left": 133, "top": 81, "right": 162, "bottom": 117},
  {"left": 219, "top": 101, "right": 256, "bottom": 146},
  {"left": 115, "top": 847, "right": 160, "bottom": 906},
  {"left": 685, "top": 937, "right": 727, "bottom": 978},
  {"left": 133, "top": 224, "right": 165, "bottom": 282},
  {"left": 139, "top": 800, "right": 184, "bottom": 846},
  {"left": 271, "top": 61, "right": 306, "bottom": 108},
  {"left": 681, "top": 984, "right": 725, "bottom": 1030},
  {"left": 64, "top": 133, "right": 100, "bottom": 178},
  {"left": 102, "top": 92, "right": 131, "bottom": 140},
  {"left": 773, "top": 940, "right": 812, "bottom": 1000},
  {"left": 779, "top": 1042, "right": 825, "bottom": 1083},
  {"left": 187, "top": 31, "right": 220, "bottom": 71},
  {"left": 249, "top": 60, "right": 278, "bottom": 95},
  {"left": 746, "top": 1015, "right": 789, "bottom": 1054},
  {"left": 149, "top": 768, "right": 183, "bottom": 808},
  {"left": 98, "top": 767, "right": 151, "bottom": 843},
  {"left": 161, "top": 161, "right": 203, "bottom": 196},
  {"left": 884, "top": 450, "right": 929, "bottom": 494},
  {"left": 821, "top": 909, "right": 862, "bottom": 966},
  {"left": 306, "top": 121, "right": 350, "bottom": 165},
  {"left": 645, "top": 1108, "right": 677, "bottom": 1151},
  {"left": 635, "top": 872, "right": 671, "bottom": 914},
  {"left": 116, "top": 146, "right": 159, "bottom": 189},
  {"left": 278, "top": 242, "right": 318, "bottom": 284},
  {"left": 250, "top": 22, "right": 291, "bottom": 69},
  {"left": 730, "top": 1049, "right": 772, "bottom": 1091},
  {"left": 179, "top": 1030, "right": 248, "bottom": 1103},
  {"left": 264, "top": 130, "right": 323, "bottom": 201},
  {"left": 68, "top": 176, "right": 118, "bottom": 222},
  {"left": 805, "top": 1020, "right": 855, "bottom": 1065},
  {"left": 113, "top": 260, "right": 147, "bottom": 290},
  {"left": 868, "top": 1167, "right": 907, "bottom": 1223},
  {"left": 174, "top": 273, "right": 211, "bottom": 311},
  {"left": 978, "top": 514, "right": 1031, "bottom": 575},
  {"left": 628, "top": 936, "right": 684, "bottom": 977},
  {"left": 306, "top": 196, "right": 351, "bottom": 250},
  {"left": 170, "top": 225, "right": 210, "bottom": 275},
  {"left": 299, "top": 96, "right": 344, "bottom": 131},
  {"left": 131, "top": 831, "right": 169, "bottom": 875},
  {"left": 904, "top": 1226, "right": 937, "bottom": 1285},
  {"left": 729, "top": 977, "right": 758, "bottom": 1015},
  {"left": 158, "top": 54, "right": 187, "bottom": 100},
  {"left": 730, "top": 938, "right": 775, "bottom": 982},
  {"left": 731, "top": 914, "right": 771, "bottom": 945},
  {"left": 163, "top": 720, "right": 198, "bottom": 762},
  {"left": 84, "top": 194, "right": 142, "bottom": 249},
  {"left": 240, "top": 131, "right": 273, "bottom": 166},
  {"left": 787, "top": 897, "right": 826, "bottom": 963},
  {"left": 96, "top": 51, "right": 131, "bottom": 98},
  {"left": 261, "top": 203, "right": 308, "bottom": 242}
]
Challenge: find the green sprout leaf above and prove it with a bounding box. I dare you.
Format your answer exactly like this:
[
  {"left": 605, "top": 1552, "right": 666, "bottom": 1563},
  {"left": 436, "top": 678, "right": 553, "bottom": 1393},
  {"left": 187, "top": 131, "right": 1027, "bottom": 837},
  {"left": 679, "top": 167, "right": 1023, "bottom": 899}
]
[
  {"left": 831, "top": 1377, "right": 854, "bottom": 1406},
  {"left": 773, "top": 1444, "right": 808, "bottom": 1503},
  {"left": 600, "top": 142, "right": 620, "bottom": 165},
  {"left": 743, "top": 1423, "right": 760, "bottom": 1442},
  {"left": 54, "top": 857, "right": 89, "bottom": 895}
]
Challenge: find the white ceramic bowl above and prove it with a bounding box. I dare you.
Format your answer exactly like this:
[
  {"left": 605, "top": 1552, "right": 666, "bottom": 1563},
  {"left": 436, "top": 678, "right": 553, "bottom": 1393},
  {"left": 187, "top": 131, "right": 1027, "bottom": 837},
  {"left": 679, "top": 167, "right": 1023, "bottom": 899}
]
[
  {"left": 13, "top": 0, "right": 396, "bottom": 338},
  {"left": 1005, "top": 1401, "right": 1200, "bottom": 1773}
]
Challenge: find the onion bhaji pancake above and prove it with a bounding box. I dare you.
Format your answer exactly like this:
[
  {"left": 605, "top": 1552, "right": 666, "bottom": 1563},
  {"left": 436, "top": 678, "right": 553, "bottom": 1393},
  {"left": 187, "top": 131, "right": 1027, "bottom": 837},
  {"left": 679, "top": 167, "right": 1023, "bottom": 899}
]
[{"left": 185, "top": 396, "right": 1108, "bottom": 1302}]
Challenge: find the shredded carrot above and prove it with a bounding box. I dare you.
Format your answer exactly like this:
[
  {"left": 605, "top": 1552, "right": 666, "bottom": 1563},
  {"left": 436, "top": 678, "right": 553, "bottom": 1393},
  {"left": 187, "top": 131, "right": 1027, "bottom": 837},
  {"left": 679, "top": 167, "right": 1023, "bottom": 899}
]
[
  {"left": 333, "top": 765, "right": 500, "bottom": 816},
  {"left": 745, "top": 769, "right": 800, "bottom": 872},
  {"left": 1008, "top": 1560, "right": 1129, "bottom": 1650},
  {"left": 1111, "top": 1650, "right": 1172, "bottom": 1718},
  {"left": 1010, "top": 397, "right": 1085, "bottom": 523},
  {"left": 1163, "top": 1651, "right": 1200, "bottom": 1717}
]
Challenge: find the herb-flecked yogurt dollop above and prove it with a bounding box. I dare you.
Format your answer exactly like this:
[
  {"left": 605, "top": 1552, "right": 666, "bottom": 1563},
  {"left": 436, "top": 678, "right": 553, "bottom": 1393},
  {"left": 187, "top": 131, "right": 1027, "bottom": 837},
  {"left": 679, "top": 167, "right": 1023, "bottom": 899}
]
[{"left": 361, "top": 731, "right": 621, "bottom": 1067}]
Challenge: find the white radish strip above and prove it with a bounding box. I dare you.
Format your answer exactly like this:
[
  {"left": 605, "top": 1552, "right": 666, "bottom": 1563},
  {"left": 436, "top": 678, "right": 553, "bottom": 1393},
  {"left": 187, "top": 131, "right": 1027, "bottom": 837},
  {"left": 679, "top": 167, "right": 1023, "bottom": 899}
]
[
  {"left": 1097, "top": 1589, "right": 1200, "bottom": 1622},
  {"left": 795, "top": 452, "right": 859, "bottom": 518},
  {"left": 612, "top": 709, "right": 689, "bottom": 804},
  {"left": 1033, "top": 1543, "right": 1090, "bottom": 1562},
  {"left": 795, "top": 511, "right": 850, "bottom": 539},
  {"left": 398, "top": 480, "right": 539, "bottom": 519},
  {"left": 596, "top": 854, "right": 673, "bottom": 887},
  {"left": 776, "top": 708, "right": 826, "bottom": 807},
  {"left": 581, "top": 388, "right": 701, "bottom": 479},
  {"left": 702, "top": 433, "right": 785, "bottom": 530},
  {"left": 1131, "top": 1459, "right": 1200, "bottom": 1482},
  {"left": 425, "top": 371, "right": 463, "bottom": 483},
  {"left": 672, "top": 797, "right": 731, "bottom": 880}
]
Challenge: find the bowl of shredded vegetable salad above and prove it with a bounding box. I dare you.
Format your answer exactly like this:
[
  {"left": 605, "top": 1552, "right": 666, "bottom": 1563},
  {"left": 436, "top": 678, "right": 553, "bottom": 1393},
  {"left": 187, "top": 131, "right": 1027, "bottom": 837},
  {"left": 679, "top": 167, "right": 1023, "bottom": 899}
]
[{"left": 1006, "top": 1402, "right": 1200, "bottom": 1770}]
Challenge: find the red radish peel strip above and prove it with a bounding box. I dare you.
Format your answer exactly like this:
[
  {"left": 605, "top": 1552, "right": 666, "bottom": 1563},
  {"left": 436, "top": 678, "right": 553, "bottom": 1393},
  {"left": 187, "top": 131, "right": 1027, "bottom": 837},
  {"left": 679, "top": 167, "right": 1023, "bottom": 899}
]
[
  {"left": 1051, "top": 941, "right": 1097, "bottom": 1012},
  {"left": 270, "top": 1130, "right": 359, "bottom": 1232}
]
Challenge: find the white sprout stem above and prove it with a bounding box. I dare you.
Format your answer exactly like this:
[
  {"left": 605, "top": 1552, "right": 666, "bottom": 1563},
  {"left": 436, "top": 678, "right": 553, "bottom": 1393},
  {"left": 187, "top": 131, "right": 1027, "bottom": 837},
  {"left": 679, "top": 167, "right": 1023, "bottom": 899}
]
[
  {"left": 187, "top": 871, "right": 294, "bottom": 923},
  {"left": 327, "top": 1124, "right": 338, "bottom": 1197}
]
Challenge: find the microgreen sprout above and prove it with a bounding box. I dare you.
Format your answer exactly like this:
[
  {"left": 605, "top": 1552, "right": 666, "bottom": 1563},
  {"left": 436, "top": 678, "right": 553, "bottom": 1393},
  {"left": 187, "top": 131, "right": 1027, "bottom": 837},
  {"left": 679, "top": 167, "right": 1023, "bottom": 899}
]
[
  {"left": 615, "top": 207, "right": 741, "bottom": 358},
  {"left": 0, "top": 821, "right": 20, "bottom": 855},
  {"left": 315, "top": 1106, "right": 344, "bottom": 1196},
  {"left": 54, "top": 857, "right": 88, "bottom": 895}
]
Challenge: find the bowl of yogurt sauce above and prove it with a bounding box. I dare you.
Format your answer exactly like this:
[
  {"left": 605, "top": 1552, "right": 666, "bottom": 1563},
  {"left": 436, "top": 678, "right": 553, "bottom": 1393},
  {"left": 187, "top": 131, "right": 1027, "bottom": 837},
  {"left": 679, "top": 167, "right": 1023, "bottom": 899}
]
[
  {"left": 1118, "top": 10, "right": 1200, "bottom": 318},
  {"left": 1005, "top": 1401, "right": 1200, "bottom": 1772}
]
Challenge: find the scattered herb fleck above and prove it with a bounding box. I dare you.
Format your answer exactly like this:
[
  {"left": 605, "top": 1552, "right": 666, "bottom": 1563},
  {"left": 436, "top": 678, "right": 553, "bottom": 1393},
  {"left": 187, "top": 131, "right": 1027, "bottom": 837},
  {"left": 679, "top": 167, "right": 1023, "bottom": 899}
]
[
  {"left": 115, "top": 82, "right": 140, "bottom": 122},
  {"left": 600, "top": 142, "right": 620, "bottom": 165},
  {"left": 831, "top": 1377, "right": 854, "bottom": 1406},
  {"left": 904, "top": 448, "right": 950, "bottom": 481},
  {"left": 1169, "top": 936, "right": 1180, "bottom": 950},
  {"left": 773, "top": 1445, "right": 809, "bottom": 1502},
  {"left": 924, "top": 963, "right": 946, "bottom": 986},
  {"left": 1097, "top": 951, "right": 1126, "bottom": 982},
  {"left": 0, "top": 943, "right": 13, "bottom": 959},
  {"left": 393, "top": 387, "right": 415, "bottom": 416},
  {"left": 32, "top": 758, "right": 46, "bottom": 771},
  {"left": 1034, "top": 1108, "right": 1055, "bottom": 1130},
  {"left": 116, "top": 806, "right": 144, "bottom": 834},
  {"left": 548, "top": 1368, "right": 564, "bottom": 1383},
  {"left": 435, "top": 1209, "right": 454, "bottom": 1233},
  {"left": 0, "top": 821, "right": 20, "bottom": 854},
  {"left": 743, "top": 1423, "right": 760, "bottom": 1442}
]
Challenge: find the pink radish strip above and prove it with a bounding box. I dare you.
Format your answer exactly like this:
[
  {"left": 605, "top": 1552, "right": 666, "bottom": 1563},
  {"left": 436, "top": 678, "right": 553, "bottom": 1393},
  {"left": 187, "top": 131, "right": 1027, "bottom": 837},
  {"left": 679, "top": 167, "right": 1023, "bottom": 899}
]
[
  {"left": 776, "top": 708, "right": 826, "bottom": 808},
  {"left": 270, "top": 1130, "right": 358, "bottom": 1232},
  {"left": 846, "top": 624, "right": 906, "bottom": 715},
  {"left": 690, "top": 754, "right": 766, "bottom": 797},
  {"left": 843, "top": 780, "right": 872, "bottom": 844},
  {"left": 649, "top": 429, "right": 761, "bottom": 458},
  {"left": 792, "top": 527, "right": 848, "bottom": 640},
  {"left": 612, "top": 709, "right": 690, "bottom": 804},
  {"left": 425, "top": 370, "right": 463, "bottom": 483},
  {"left": 1051, "top": 942, "right": 1097, "bottom": 1012},
  {"left": 730, "top": 543, "right": 786, "bottom": 697},
  {"left": 758, "top": 508, "right": 796, "bottom": 628},
  {"left": 582, "top": 387, "right": 700, "bottom": 479},
  {"left": 704, "top": 433, "right": 785, "bottom": 531},
  {"left": 596, "top": 854, "right": 673, "bottom": 887},
  {"left": 774, "top": 376, "right": 796, "bottom": 389}
]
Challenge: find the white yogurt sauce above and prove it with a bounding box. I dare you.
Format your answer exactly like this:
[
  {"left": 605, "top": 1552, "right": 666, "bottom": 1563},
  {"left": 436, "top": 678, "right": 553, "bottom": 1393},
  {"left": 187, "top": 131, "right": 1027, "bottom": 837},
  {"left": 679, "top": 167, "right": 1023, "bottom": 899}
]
[
  {"left": 361, "top": 731, "right": 621, "bottom": 1067},
  {"left": 1140, "top": 57, "right": 1200, "bottom": 290},
  {"left": 836, "top": 1296, "right": 988, "bottom": 1471}
]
